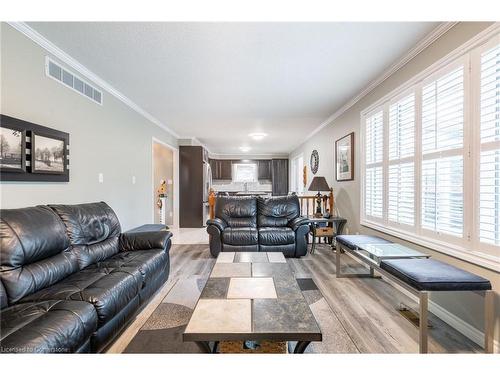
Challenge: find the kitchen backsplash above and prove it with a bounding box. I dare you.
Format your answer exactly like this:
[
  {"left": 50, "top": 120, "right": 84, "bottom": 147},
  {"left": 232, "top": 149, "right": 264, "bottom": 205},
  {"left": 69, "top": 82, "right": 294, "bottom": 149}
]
[{"left": 213, "top": 181, "right": 272, "bottom": 192}]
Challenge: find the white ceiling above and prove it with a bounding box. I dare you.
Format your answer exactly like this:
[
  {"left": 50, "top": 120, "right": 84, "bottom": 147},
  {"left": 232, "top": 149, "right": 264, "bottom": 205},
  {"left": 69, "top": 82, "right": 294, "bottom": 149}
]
[{"left": 27, "top": 22, "right": 439, "bottom": 155}]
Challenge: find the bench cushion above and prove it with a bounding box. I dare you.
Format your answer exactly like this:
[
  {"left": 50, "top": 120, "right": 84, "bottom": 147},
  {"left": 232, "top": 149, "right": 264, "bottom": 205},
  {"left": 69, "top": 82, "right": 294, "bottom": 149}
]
[
  {"left": 380, "top": 258, "right": 492, "bottom": 291},
  {"left": 336, "top": 235, "right": 391, "bottom": 250}
]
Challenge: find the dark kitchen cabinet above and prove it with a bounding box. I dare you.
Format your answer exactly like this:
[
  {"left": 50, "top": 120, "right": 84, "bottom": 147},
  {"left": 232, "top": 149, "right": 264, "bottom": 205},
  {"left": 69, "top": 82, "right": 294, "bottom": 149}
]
[
  {"left": 209, "top": 159, "right": 233, "bottom": 180},
  {"left": 220, "top": 160, "right": 232, "bottom": 180},
  {"left": 257, "top": 160, "right": 272, "bottom": 180},
  {"left": 271, "top": 159, "right": 289, "bottom": 196}
]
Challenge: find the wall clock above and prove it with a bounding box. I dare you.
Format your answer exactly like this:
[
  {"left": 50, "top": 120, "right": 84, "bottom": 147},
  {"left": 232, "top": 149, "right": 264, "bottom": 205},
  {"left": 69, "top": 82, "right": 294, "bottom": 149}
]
[{"left": 310, "top": 150, "right": 319, "bottom": 175}]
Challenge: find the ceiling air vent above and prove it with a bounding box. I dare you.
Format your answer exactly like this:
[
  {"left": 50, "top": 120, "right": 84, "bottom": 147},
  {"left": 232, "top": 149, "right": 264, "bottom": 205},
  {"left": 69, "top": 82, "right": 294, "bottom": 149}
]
[{"left": 45, "top": 57, "right": 103, "bottom": 105}]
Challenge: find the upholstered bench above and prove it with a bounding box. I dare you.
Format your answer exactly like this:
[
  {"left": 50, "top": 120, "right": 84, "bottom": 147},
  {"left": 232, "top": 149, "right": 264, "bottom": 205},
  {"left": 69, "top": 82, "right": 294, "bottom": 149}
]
[
  {"left": 380, "top": 258, "right": 492, "bottom": 291},
  {"left": 335, "top": 235, "right": 494, "bottom": 353}
]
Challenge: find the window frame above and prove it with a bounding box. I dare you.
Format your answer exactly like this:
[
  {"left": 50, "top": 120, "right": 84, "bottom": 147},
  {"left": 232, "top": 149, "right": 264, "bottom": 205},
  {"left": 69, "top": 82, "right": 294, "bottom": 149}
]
[
  {"left": 360, "top": 26, "right": 500, "bottom": 271},
  {"left": 232, "top": 163, "right": 257, "bottom": 183}
]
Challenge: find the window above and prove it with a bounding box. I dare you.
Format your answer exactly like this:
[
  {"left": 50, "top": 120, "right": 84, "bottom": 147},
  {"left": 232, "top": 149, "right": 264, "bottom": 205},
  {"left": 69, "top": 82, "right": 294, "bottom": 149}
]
[
  {"left": 291, "top": 154, "right": 304, "bottom": 194},
  {"left": 421, "top": 65, "right": 464, "bottom": 238},
  {"left": 478, "top": 39, "right": 500, "bottom": 250},
  {"left": 364, "top": 110, "right": 384, "bottom": 219},
  {"left": 361, "top": 30, "right": 500, "bottom": 270},
  {"left": 388, "top": 93, "right": 415, "bottom": 226},
  {"left": 233, "top": 163, "right": 257, "bottom": 182}
]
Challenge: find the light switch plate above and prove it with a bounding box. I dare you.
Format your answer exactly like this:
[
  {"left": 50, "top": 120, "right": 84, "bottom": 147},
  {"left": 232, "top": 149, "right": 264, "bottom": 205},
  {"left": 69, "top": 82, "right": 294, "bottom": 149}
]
[
  {"left": 98, "top": 173, "right": 104, "bottom": 183},
  {"left": 167, "top": 179, "right": 173, "bottom": 185},
  {"left": 132, "top": 176, "right": 136, "bottom": 184}
]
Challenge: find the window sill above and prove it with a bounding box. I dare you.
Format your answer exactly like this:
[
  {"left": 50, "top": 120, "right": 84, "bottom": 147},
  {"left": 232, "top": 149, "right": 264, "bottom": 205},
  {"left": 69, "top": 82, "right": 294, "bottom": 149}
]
[{"left": 360, "top": 219, "right": 500, "bottom": 272}]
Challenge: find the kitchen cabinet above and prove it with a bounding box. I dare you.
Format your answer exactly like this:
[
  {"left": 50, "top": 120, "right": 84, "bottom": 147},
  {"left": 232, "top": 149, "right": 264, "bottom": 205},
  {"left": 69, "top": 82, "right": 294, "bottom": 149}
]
[
  {"left": 210, "top": 159, "right": 233, "bottom": 180},
  {"left": 271, "top": 159, "right": 289, "bottom": 196},
  {"left": 257, "top": 160, "right": 272, "bottom": 180}
]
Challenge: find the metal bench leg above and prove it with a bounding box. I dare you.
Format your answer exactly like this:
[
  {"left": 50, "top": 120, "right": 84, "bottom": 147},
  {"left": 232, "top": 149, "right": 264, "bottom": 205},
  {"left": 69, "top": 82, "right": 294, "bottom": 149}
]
[
  {"left": 336, "top": 242, "right": 342, "bottom": 278},
  {"left": 419, "top": 291, "right": 429, "bottom": 354},
  {"left": 484, "top": 290, "right": 494, "bottom": 353}
]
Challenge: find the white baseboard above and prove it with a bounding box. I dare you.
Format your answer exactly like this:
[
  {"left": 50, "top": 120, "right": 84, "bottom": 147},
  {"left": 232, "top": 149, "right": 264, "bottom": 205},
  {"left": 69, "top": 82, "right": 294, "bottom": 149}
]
[
  {"left": 428, "top": 299, "right": 499, "bottom": 353},
  {"left": 386, "top": 276, "right": 499, "bottom": 353}
]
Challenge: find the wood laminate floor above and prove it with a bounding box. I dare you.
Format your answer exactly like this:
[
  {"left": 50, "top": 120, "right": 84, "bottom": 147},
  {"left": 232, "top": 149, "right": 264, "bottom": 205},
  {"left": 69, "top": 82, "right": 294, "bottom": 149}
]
[{"left": 108, "top": 243, "right": 481, "bottom": 353}]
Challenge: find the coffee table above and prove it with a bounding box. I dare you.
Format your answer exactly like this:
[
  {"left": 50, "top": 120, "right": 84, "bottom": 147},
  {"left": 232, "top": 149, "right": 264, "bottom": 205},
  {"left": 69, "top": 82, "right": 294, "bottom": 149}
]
[{"left": 183, "top": 252, "right": 322, "bottom": 353}]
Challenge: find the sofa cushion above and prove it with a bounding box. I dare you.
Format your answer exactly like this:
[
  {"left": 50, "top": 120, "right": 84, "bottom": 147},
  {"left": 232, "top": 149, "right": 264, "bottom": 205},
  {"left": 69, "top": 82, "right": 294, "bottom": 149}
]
[
  {"left": 215, "top": 196, "right": 257, "bottom": 228},
  {"left": 49, "top": 202, "right": 121, "bottom": 245},
  {"left": 258, "top": 227, "right": 295, "bottom": 245},
  {"left": 21, "top": 267, "right": 142, "bottom": 327},
  {"left": 380, "top": 258, "right": 492, "bottom": 291},
  {"left": 336, "top": 235, "right": 391, "bottom": 250},
  {"left": 0, "top": 206, "right": 80, "bottom": 304},
  {"left": 0, "top": 280, "right": 7, "bottom": 309},
  {"left": 49, "top": 202, "right": 122, "bottom": 268},
  {"left": 222, "top": 227, "right": 258, "bottom": 245},
  {"left": 257, "top": 195, "right": 300, "bottom": 227},
  {"left": 86, "top": 249, "right": 168, "bottom": 288},
  {"left": 0, "top": 300, "right": 97, "bottom": 353}
]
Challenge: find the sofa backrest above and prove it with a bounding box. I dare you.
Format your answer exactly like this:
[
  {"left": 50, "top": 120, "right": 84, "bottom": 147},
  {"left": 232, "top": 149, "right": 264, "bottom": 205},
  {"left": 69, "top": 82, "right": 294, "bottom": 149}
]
[
  {"left": 0, "top": 206, "right": 79, "bottom": 304},
  {"left": 215, "top": 196, "right": 257, "bottom": 228},
  {"left": 257, "top": 195, "right": 300, "bottom": 227},
  {"left": 49, "top": 202, "right": 122, "bottom": 269}
]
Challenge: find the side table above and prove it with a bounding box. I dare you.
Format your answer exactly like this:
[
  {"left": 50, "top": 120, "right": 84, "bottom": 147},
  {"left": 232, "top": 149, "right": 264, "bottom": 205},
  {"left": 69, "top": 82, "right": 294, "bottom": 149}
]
[{"left": 307, "top": 216, "right": 347, "bottom": 254}]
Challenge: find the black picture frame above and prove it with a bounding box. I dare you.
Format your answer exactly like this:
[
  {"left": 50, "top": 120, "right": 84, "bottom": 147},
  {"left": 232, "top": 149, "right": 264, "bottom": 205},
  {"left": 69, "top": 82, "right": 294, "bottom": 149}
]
[
  {"left": 0, "top": 114, "right": 69, "bottom": 182},
  {"left": 31, "top": 131, "right": 67, "bottom": 175},
  {"left": 0, "top": 124, "right": 26, "bottom": 173},
  {"left": 335, "top": 132, "right": 354, "bottom": 181}
]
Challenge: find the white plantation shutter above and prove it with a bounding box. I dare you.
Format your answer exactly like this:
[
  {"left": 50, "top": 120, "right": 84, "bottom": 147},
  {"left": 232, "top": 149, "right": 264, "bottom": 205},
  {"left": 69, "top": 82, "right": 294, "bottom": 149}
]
[
  {"left": 479, "top": 41, "right": 500, "bottom": 247},
  {"left": 388, "top": 94, "right": 415, "bottom": 226},
  {"left": 364, "top": 110, "right": 384, "bottom": 219},
  {"left": 421, "top": 65, "right": 465, "bottom": 237},
  {"left": 361, "top": 31, "right": 500, "bottom": 269}
]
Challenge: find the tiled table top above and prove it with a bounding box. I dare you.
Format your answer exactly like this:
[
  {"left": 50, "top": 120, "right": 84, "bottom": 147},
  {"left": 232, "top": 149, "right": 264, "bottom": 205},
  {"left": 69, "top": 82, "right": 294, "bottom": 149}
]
[{"left": 183, "top": 252, "right": 322, "bottom": 342}]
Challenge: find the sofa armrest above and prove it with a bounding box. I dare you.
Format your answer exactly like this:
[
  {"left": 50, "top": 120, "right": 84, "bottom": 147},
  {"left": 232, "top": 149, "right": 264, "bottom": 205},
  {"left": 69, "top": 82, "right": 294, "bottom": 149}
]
[
  {"left": 206, "top": 218, "right": 227, "bottom": 232},
  {"left": 119, "top": 230, "right": 172, "bottom": 252},
  {"left": 288, "top": 216, "right": 310, "bottom": 231}
]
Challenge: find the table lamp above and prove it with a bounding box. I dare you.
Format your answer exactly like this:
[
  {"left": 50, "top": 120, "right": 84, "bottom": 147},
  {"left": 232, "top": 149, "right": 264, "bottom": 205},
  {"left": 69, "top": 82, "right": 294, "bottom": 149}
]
[{"left": 308, "top": 176, "right": 330, "bottom": 218}]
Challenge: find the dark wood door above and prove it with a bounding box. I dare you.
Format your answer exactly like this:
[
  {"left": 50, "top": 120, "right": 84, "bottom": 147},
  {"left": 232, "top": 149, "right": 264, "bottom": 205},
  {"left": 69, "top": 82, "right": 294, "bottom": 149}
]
[
  {"left": 271, "top": 159, "right": 289, "bottom": 196},
  {"left": 258, "top": 160, "right": 272, "bottom": 180}
]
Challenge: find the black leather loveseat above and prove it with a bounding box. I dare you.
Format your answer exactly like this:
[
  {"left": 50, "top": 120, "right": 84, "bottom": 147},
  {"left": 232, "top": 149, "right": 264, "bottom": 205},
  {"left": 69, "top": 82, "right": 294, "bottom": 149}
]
[
  {"left": 206, "top": 195, "right": 309, "bottom": 258},
  {"left": 0, "top": 202, "right": 171, "bottom": 353}
]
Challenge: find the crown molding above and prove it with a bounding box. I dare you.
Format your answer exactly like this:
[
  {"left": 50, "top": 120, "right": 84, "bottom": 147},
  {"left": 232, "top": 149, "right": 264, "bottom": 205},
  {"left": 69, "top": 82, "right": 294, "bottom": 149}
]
[
  {"left": 292, "top": 22, "right": 458, "bottom": 152},
  {"left": 7, "top": 22, "right": 180, "bottom": 139}
]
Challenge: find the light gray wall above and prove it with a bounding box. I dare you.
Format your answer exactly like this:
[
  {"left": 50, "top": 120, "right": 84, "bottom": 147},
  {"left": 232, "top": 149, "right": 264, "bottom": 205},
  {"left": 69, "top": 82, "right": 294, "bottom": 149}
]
[
  {"left": 290, "top": 22, "right": 500, "bottom": 348},
  {"left": 0, "top": 23, "right": 178, "bottom": 230}
]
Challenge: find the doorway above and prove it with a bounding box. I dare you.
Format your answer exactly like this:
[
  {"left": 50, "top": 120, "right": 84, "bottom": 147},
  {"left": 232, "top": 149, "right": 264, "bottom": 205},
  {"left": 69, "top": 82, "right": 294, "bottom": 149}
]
[{"left": 152, "top": 139, "right": 177, "bottom": 227}]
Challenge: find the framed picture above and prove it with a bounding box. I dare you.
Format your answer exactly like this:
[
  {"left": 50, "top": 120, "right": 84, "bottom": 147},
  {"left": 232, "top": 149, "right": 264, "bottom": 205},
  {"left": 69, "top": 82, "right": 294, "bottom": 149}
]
[
  {"left": 31, "top": 131, "right": 67, "bottom": 174},
  {"left": 335, "top": 132, "right": 354, "bottom": 181},
  {"left": 0, "top": 125, "right": 26, "bottom": 173}
]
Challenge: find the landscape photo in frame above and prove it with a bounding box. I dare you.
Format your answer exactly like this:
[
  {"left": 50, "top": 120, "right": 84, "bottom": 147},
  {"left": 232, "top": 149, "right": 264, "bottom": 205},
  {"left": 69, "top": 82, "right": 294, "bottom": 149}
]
[
  {"left": 32, "top": 132, "right": 66, "bottom": 174},
  {"left": 0, "top": 125, "right": 26, "bottom": 172},
  {"left": 335, "top": 132, "right": 354, "bottom": 181}
]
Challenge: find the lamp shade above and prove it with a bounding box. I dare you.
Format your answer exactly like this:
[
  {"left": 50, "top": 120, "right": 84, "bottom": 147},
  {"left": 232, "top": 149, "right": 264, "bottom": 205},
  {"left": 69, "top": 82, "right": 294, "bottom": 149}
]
[{"left": 308, "top": 176, "right": 330, "bottom": 192}]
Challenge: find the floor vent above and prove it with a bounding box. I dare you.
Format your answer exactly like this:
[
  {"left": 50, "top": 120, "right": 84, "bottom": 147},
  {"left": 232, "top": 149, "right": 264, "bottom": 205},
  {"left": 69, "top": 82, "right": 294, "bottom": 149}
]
[{"left": 45, "top": 57, "right": 103, "bottom": 105}]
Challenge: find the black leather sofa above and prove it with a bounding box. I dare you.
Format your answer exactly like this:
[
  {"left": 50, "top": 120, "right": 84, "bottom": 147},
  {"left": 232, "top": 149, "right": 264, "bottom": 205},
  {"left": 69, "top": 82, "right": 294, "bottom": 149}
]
[
  {"left": 0, "top": 202, "right": 171, "bottom": 353},
  {"left": 206, "top": 195, "right": 309, "bottom": 257}
]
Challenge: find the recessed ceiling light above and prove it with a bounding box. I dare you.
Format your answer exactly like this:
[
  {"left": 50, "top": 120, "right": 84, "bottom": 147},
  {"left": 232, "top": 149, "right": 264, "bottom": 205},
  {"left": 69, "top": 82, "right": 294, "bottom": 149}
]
[
  {"left": 249, "top": 133, "right": 267, "bottom": 141},
  {"left": 239, "top": 146, "right": 251, "bottom": 152}
]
